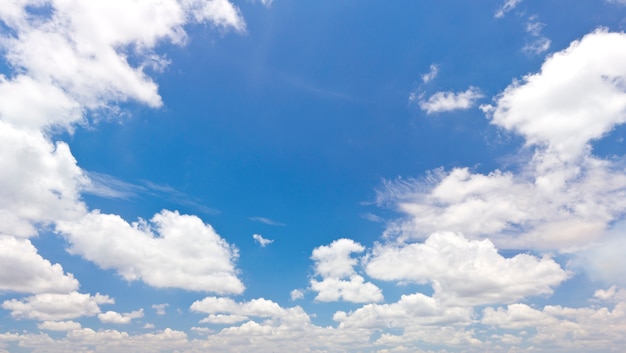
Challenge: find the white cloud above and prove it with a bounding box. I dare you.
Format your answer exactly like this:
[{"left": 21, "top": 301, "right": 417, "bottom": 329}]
[
  {"left": 0, "top": 0, "right": 246, "bottom": 131},
  {"left": 0, "top": 75, "right": 82, "bottom": 131},
  {"left": 381, "top": 32, "right": 626, "bottom": 252},
  {"left": 309, "top": 239, "right": 383, "bottom": 303},
  {"left": 310, "top": 275, "right": 384, "bottom": 303},
  {"left": 482, "top": 303, "right": 557, "bottom": 329},
  {"left": 365, "top": 232, "right": 568, "bottom": 306},
  {"left": 290, "top": 289, "right": 304, "bottom": 301},
  {"left": 152, "top": 303, "right": 169, "bottom": 316},
  {"left": 37, "top": 320, "right": 82, "bottom": 331},
  {"left": 481, "top": 301, "right": 626, "bottom": 351},
  {"left": 252, "top": 233, "right": 274, "bottom": 247},
  {"left": 523, "top": 17, "right": 551, "bottom": 55},
  {"left": 421, "top": 64, "right": 439, "bottom": 83},
  {"left": 523, "top": 36, "right": 551, "bottom": 55},
  {"left": 0, "top": 2, "right": 249, "bottom": 326},
  {"left": 0, "top": 235, "right": 78, "bottom": 294},
  {"left": 56, "top": 210, "right": 244, "bottom": 294},
  {"left": 418, "top": 87, "right": 484, "bottom": 114},
  {"left": 249, "top": 216, "right": 286, "bottom": 226},
  {"left": 333, "top": 293, "right": 481, "bottom": 348},
  {"left": 489, "top": 30, "right": 626, "bottom": 158},
  {"left": 190, "top": 297, "right": 311, "bottom": 326},
  {"left": 592, "top": 285, "right": 626, "bottom": 302},
  {"left": 572, "top": 223, "right": 626, "bottom": 286},
  {"left": 57, "top": 328, "right": 188, "bottom": 353},
  {"left": 495, "top": 0, "right": 523, "bottom": 18},
  {"left": 334, "top": 292, "right": 472, "bottom": 329},
  {"left": 311, "top": 238, "right": 365, "bottom": 278},
  {"left": 98, "top": 309, "right": 144, "bottom": 324},
  {"left": 0, "top": 122, "right": 88, "bottom": 238},
  {"left": 200, "top": 314, "right": 249, "bottom": 325},
  {"left": 191, "top": 326, "right": 213, "bottom": 334},
  {"left": 0, "top": 0, "right": 248, "bottom": 236},
  {"left": 2, "top": 292, "right": 113, "bottom": 321}
]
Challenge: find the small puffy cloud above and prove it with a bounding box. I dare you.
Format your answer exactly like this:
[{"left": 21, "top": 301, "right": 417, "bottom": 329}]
[
  {"left": 37, "top": 320, "right": 82, "bottom": 331},
  {"left": 418, "top": 87, "right": 484, "bottom": 114},
  {"left": 191, "top": 326, "right": 213, "bottom": 335},
  {"left": 152, "top": 303, "right": 169, "bottom": 315},
  {"left": 98, "top": 309, "right": 144, "bottom": 324},
  {"left": 252, "top": 234, "right": 274, "bottom": 247},
  {"left": 309, "top": 239, "right": 383, "bottom": 303},
  {"left": 421, "top": 64, "right": 439, "bottom": 83},
  {"left": 290, "top": 289, "right": 304, "bottom": 301},
  {"left": 591, "top": 285, "right": 626, "bottom": 303},
  {"left": 2, "top": 292, "right": 113, "bottom": 321},
  {"left": 56, "top": 210, "right": 244, "bottom": 294},
  {"left": 311, "top": 238, "right": 365, "bottom": 278},
  {"left": 0, "top": 235, "right": 78, "bottom": 294},
  {"left": 365, "top": 232, "right": 569, "bottom": 305}
]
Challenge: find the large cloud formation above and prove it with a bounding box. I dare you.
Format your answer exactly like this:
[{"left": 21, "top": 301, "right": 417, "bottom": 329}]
[
  {"left": 381, "top": 30, "right": 626, "bottom": 256},
  {"left": 0, "top": 0, "right": 246, "bottom": 296}
]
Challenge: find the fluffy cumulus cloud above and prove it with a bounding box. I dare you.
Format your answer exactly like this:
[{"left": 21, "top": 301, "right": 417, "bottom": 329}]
[
  {"left": 0, "top": 121, "right": 87, "bottom": 238},
  {"left": 481, "top": 301, "right": 626, "bottom": 351},
  {"left": 0, "top": 235, "right": 78, "bottom": 293},
  {"left": 334, "top": 292, "right": 473, "bottom": 329},
  {"left": 0, "top": 0, "right": 246, "bottom": 130},
  {"left": 309, "top": 238, "right": 383, "bottom": 303},
  {"left": 488, "top": 30, "right": 626, "bottom": 158},
  {"left": 2, "top": 291, "right": 113, "bottom": 321},
  {"left": 56, "top": 210, "right": 244, "bottom": 294},
  {"left": 98, "top": 309, "right": 144, "bottom": 325},
  {"left": 190, "top": 296, "right": 311, "bottom": 328},
  {"left": 382, "top": 31, "right": 626, "bottom": 255},
  {"left": 37, "top": 320, "right": 82, "bottom": 332},
  {"left": 418, "top": 87, "right": 484, "bottom": 114},
  {"left": 365, "top": 232, "right": 569, "bottom": 305}
]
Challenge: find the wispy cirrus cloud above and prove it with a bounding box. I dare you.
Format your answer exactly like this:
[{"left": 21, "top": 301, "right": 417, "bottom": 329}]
[
  {"left": 249, "top": 216, "right": 286, "bottom": 226},
  {"left": 495, "top": 0, "right": 524, "bottom": 18}
]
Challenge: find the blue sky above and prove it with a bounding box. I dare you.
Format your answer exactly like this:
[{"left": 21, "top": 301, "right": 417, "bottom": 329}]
[{"left": 2, "top": 0, "right": 626, "bottom": 352}]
